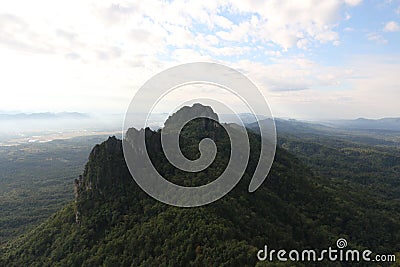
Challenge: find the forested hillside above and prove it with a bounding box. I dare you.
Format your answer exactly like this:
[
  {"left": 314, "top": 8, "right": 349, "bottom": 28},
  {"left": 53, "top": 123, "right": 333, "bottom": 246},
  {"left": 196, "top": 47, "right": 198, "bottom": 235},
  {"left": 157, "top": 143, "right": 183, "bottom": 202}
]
[
  {"left": 1, "top": 106, "right": 399, "bottom": 266},
  {"left": 0, "top": 135, "right": 115, "bottom": 244}
]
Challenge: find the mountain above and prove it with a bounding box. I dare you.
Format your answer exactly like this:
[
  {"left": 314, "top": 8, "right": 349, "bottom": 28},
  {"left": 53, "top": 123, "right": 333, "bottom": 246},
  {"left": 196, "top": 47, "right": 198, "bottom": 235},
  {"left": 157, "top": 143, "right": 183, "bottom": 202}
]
[
  {"left": 0, "top": 112, "right": 120, "bottom": 134},
  {"left": 247, "top": 118, "right": 334, "bottom": 136},
  {"left": 0, "top": 112, "right": 89, "bottom": 120},
  {"left": 249, "top": 118, "right": 400, "bottom": 147},
  {"left": 324, "top": 117, "right": 400, "bottom": 132},
  {"left": 1, "top": 104, "right": 399, "bottom": 266}
]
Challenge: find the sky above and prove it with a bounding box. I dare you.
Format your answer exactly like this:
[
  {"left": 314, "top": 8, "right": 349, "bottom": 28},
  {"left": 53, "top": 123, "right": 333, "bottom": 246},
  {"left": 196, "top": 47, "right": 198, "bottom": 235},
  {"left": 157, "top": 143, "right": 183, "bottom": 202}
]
[{"left": 0, "top": 0, "right": 399, "bottom": 120}]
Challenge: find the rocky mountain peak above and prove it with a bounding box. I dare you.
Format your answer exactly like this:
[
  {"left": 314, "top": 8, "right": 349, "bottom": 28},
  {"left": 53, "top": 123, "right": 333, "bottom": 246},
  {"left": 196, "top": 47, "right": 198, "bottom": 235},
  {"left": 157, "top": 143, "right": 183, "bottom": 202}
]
[{"left": 164, "top": 103, "right": 219, "bottom": 127}]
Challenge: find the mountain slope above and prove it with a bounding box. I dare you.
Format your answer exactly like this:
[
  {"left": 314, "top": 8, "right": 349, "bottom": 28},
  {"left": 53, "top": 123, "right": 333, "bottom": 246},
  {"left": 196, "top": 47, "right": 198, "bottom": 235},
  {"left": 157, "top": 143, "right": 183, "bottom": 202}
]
[
  {"left": 0, "top": 142, "right": 332, "bottom": 266},
  {"left": 1, "top": 105, "right": 399, "bottom": 266}
]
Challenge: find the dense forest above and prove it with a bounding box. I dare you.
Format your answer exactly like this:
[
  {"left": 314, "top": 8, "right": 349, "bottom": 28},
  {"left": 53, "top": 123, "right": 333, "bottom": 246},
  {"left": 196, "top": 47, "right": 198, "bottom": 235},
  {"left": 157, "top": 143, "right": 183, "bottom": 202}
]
[
  {"left": 0, "top": 136, "right": 112, "bottom": 244},
  {"left": 0, "top": 106, "right": 399, "bottom": 266}
]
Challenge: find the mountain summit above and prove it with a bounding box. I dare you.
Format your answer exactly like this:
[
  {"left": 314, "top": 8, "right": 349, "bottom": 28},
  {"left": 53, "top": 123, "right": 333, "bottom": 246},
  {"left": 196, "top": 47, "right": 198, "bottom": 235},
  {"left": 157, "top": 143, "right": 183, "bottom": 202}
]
[{"left": 164, "top": 103, "right": 219, "bottom": 127}]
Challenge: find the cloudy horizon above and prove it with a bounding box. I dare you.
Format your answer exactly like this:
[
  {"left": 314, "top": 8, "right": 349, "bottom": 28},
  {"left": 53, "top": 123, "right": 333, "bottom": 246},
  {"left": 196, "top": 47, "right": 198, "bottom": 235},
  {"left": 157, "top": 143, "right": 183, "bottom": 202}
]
[{"left": 0, "top": 0, "right": 399, "bottom": 120}]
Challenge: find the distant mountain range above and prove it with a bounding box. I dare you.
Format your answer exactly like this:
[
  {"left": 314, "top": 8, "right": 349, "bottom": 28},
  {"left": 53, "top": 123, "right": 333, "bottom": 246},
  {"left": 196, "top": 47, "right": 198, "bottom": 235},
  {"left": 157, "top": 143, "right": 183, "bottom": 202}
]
[
  {"left": 324, "top": 118, "right": 400, "bottom": 131},
  {"left": 248, "top": 117, "right": 400, "bottom": 134},
  {"left": 0, "top": 112, "right": 89, "bottom": 120},
  {"left": 1, "top": 111, "right": 399, "bottom": 133},
  {"left": 0, "top": 112, "right": 117, "bottom": 134}
]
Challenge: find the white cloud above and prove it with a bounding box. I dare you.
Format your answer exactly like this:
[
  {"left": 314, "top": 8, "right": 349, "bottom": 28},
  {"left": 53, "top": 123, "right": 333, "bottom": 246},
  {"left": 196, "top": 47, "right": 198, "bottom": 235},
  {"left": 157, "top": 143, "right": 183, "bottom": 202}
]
[
  {"left": 210, "top": 46, "right": 251, "bottom": 56},
  {"left": 296, "top": 39, "right": 310, "bottom": 50},
  {"left": 265, "top": 50, "right": 282, "bottom": 57},
  {"left": 238, "top": 55, "right": 400, "bottom": 120},
  {"left": 342, "top": 55, "right": 400, "bottom": 118},
  {"left": 212, "top": 15, "right": 233, "bottom": 29},
  {"left": 0, "top": 0, "right": 376, "bottom": 117},
  {"left": 366, "top": 32, "right": 388, "bottom": 44},
  {"left": 344, "top": 0, "right": 363, "bottom": 7},
  {"left": 231, "top": 57, "right": 353, "bottom": 92},
  {"left": 0, "top": 0, "right": 360, "bottom": 59},
  {"left": 224, "top": 0, "right": 347, "bottom": 50},
  {"left": 170, "top": 48, "right": 213, "bottom": 63},
  {"left": 383, "top": 21, "right": 400, "bottom": 32},
  {"left": 0, "top": 13, "right": 55, "bottom": 54},
  {"left": 344, "top": 27, "right": 355, "bottom": 32}
]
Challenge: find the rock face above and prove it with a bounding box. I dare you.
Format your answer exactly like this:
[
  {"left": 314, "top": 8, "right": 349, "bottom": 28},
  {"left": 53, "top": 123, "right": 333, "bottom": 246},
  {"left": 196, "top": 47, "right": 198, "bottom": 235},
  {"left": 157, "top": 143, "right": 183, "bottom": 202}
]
[
  {"left": 74, "top": 136, "right": 131, "bottom": 223},
  {"left": 164, "top": 103, "right": 219, "bottom": 128},
  {"left": 73, "top": 104, "right": 223, "bottom": 223},
  {"left": 78, "top": 136, "right": 128, "bottom": 191},
  {"left": 73, "top": 175, "right": 83, "bottom": 224}
]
